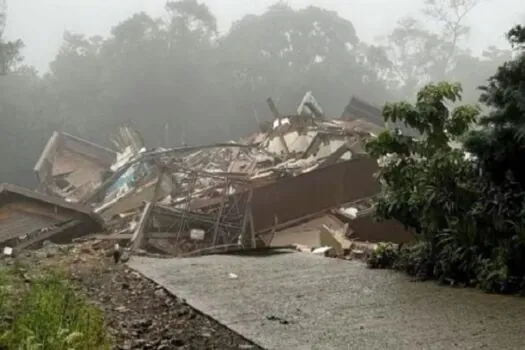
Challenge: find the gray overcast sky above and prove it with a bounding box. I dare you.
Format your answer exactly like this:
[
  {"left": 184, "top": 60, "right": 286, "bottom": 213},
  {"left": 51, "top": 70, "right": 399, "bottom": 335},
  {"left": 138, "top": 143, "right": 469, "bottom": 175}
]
[{"left": 4, "top": 0, "right": 523, "bottom": 73}]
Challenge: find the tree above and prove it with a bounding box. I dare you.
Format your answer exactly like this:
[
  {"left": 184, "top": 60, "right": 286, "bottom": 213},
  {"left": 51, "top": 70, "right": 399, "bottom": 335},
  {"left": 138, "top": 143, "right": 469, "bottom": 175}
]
[
  {"left": 366, "top": 82, "right": 479, "bottom": 240},
  {"left": 46, "top": 1, "right": 230, "bottom": 146},
  {"left": 464, "top": 25, "right": 525, "bottom": 184},
  {"left": 0, "top": 0, "right": 23, "bottom": 74},
  {"left": 0, "top": 0, "right": 387, "bottom": 185},
  {"left": 41, "top": 1, "right": 394, "bottom": 150},
  {"left": 447, "top": 46, "right": 512, "bottom": 104},
  {"left": 219, "top": 3, "right": 391, "bottom": 119},
  {"left": 165, "top": 0, "right": 217, "bottom": 48},
  {"left": 378, "top": 0, "right": 485, "bottom": 99},
  {"left": 422, "top": 0, "right": 482, "bottom": 79},
  {"left": 0, "top": 0, "right": 47, "bottom": 186},
  {"left": 46, "top": 32, "right": 107, "bottom": 136},
  {"left": 367, "top": 25, "right": 525, "bottom": 294},
  {"left": 378, "top": 18, "right": 443, "bottom": 97}
]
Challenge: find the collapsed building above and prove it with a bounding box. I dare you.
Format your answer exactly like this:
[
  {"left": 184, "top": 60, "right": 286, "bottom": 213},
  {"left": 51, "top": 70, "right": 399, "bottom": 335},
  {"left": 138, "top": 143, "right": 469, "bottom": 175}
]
[{"left": 0, "top": 92, "right": 413, "bottom": 257}]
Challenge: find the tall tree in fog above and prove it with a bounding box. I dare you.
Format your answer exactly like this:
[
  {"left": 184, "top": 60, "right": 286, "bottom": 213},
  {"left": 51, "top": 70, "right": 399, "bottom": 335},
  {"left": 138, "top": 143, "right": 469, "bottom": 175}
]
[
  {"left": 0, "top": 1, "right": 51, "bottom": 186},
  {"left": 422, "top": 0, "right": 480, "bottom": 79},
  {"left": 44, "top": 1, "right": 395, "bottom": 148},
  {"left": 47, "top": 33, "right": 106, "bottom": 135},
  {"left": 377, "top": 0, "right": 506, "bottom": 101},
  {"left": 220, "top": 3, "right": 392, "bottom": 118},
  {"left": 47, "top": 1, "right": 230, "bottom": 145},
  {"left": 0, "top": 0, "right": 23, "bottom": 74}
]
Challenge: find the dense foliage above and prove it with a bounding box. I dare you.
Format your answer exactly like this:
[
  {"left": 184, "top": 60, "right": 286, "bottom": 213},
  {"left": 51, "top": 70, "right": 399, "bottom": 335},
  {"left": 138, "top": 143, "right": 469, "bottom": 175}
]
[
  {"left": 367, "top": 25, "right": 525, "bottom": 294},
  {"left": 0, "top": 0, "right": 514, "bottom": 186}
]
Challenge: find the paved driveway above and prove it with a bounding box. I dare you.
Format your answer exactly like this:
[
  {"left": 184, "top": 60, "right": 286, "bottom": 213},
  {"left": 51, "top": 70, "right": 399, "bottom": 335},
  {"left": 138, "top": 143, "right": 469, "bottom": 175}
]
[{"left": 129, "top": 250, "right": 525, "bottom": 349}]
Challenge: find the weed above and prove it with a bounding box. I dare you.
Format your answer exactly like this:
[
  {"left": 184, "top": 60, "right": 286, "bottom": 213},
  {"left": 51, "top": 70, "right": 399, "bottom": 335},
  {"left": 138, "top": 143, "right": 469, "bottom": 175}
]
[{"left": 0, "top": 266, "right": 112, "bottom": 350}]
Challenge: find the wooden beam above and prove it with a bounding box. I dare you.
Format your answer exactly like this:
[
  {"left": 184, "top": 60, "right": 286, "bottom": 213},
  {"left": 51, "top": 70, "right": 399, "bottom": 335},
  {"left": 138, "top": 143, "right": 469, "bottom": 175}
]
[
  {"left": 130, "top": 202, "right": 153, "bottom": 252},
  {"left": 130, "top": 168, "right": 166, "bottom": 252}
]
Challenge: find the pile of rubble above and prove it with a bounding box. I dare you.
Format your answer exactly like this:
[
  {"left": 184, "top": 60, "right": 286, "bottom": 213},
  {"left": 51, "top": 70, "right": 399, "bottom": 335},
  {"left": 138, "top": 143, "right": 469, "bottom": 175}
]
[{"left": 0, "top": 92, "right": 413, "bottom": 258}]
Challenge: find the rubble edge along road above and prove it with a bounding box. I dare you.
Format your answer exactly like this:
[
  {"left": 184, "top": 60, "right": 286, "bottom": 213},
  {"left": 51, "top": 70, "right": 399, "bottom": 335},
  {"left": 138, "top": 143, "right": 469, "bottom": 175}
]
[{"left": 1, "top": 240, "right": 262, "bottom": 350}]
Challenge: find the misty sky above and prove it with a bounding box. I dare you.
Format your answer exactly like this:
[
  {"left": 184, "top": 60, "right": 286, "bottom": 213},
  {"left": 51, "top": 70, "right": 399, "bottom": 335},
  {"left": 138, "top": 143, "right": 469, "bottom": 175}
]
[{"left": 4, "top": 0, "right": 523, "bottom": 73}]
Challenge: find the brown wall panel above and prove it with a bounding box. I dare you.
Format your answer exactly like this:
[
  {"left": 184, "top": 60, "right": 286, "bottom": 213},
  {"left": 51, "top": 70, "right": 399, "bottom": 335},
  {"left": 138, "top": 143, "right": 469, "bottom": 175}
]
[{"left": 251, "top": 157, "right": 380, "bottom": 232}]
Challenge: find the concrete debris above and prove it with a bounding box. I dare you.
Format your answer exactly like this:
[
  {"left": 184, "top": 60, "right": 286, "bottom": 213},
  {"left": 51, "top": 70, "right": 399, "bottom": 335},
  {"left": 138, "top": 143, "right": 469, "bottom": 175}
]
[
  {"left": 3, "top": 246, "right": 12, "bottom": 256},
  {"left": 311, "top": 246, "right": 337, "bottom": 257},
  {"left": 1, "top": 93, "right": 414, "bottom": 257},
  {"left": 291, "top": 238, "right": 382, "bottom": 261}
]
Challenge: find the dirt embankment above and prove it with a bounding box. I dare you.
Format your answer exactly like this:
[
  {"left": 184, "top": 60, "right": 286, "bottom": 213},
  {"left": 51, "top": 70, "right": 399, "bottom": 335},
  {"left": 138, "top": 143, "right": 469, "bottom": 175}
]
[{"left": 1, "top": 241, "right": 262, "bottom": 350}]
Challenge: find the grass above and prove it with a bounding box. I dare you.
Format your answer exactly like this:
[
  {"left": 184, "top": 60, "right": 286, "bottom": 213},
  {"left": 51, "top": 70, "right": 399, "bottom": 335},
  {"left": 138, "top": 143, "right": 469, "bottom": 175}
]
[{"left": 0, "top": 262, "right": 112, "bottom": 350}]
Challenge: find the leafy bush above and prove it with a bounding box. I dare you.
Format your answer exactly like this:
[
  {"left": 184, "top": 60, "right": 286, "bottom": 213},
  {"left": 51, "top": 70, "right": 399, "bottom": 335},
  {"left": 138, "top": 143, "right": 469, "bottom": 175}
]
[
  {"left": 366, "top": 243, "right": 400, "bottom": 269},
  {"left": 366, "top": 25, "right": 525, "bottom": 294},
  {"left": 0, "top": 267, "right": 112, "bottom": 350}
]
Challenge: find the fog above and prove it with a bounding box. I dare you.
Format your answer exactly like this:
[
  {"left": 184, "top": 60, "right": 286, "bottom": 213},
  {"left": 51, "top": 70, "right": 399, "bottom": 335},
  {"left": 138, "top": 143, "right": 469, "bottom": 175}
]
[
  {"left": 6, "top": 0, "right": 522, "bottom": 72},
  {"left": 0, "top": 0, "right": 523, "bottom": 186}
]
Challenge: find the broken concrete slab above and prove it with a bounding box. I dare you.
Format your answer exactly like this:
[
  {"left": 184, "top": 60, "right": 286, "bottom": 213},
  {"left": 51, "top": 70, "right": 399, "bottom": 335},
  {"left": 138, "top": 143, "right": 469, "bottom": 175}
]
[{"left": 319, "top": 224, "right": 351, "bottom": 256}]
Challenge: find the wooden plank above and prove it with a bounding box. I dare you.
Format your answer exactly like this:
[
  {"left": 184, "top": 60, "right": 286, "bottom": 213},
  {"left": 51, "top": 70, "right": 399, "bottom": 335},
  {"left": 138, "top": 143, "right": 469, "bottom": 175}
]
[
  {"left": 130, "top": 169, "right": 167, "bottom": 252},
  {"left": 130, "top": 202, "right": 153, "bottom": 251}
]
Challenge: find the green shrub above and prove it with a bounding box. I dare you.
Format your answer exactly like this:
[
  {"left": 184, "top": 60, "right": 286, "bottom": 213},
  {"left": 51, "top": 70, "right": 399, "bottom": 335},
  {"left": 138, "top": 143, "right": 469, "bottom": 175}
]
[
  {"left": 367, "top": 243, "right": 399, "bottom": 269},
  {"left": 0, "top": 267, "right": 112, "bottom": 350},
  {"left": 365, "top": 25, "right": 525, "bottom": 294}
]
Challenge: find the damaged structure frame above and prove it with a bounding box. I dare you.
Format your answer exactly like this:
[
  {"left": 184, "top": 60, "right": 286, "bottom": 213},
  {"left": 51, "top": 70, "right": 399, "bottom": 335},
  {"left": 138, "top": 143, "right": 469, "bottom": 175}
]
[{"left": 1, "top": 92, "right": 413, "bottom": 257}]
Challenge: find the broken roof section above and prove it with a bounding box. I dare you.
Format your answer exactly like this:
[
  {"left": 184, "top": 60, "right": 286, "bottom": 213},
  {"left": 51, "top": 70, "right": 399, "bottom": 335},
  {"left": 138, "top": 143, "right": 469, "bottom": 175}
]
[
  {"left": 0, "top": 183, "right": 102, "bottom": 252},
  {"left": 34, "top": 131, "right": 117, "bottom": 203},
  {"left": 342, "top": 96, "right": 385, "bottom": 127},
  {"left": 342, "top": 95, "right": 419, "bottom": 137}
]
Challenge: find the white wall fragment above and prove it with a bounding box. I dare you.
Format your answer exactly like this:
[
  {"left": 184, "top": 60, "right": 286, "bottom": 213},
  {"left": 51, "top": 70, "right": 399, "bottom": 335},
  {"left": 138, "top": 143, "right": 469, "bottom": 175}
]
[
  {"left": 190, "top": 229, "right": 205, "bottom": 241},
  {"left": 3, "top": 246, "right": 13, "bottom": 256},
  {"left": 341, "top": 207, "right": 359, "bottom": 219}
]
